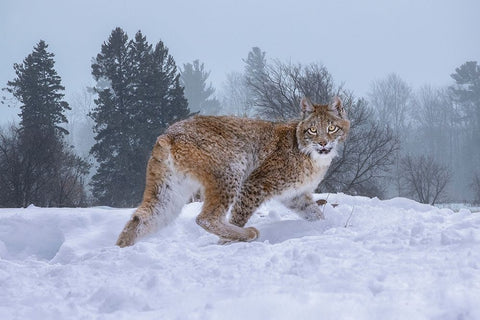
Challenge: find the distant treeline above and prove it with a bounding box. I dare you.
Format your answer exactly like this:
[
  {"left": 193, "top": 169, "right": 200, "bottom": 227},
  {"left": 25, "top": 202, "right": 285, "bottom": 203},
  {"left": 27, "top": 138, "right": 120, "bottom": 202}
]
[{"left": 1, "top": 27, "right": 479, "bottom": 207}]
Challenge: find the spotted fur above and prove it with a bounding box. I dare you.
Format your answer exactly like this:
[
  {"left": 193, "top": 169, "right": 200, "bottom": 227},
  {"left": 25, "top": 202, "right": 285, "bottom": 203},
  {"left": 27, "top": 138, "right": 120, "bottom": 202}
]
[{"left": 116, "top": 97, "right": 350, "bottom": 247}]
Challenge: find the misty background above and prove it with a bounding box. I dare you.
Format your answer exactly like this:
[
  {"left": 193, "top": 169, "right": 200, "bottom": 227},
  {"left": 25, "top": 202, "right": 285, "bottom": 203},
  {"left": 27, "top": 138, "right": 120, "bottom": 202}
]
[{"left": 1, "top": 0, "right": 479, "bottom": 207}]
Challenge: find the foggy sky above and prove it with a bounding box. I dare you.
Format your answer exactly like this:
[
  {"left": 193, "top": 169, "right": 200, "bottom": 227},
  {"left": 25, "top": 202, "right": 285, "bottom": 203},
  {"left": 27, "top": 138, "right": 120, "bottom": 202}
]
[{"left": 1, "top": 0, "right": 479, "bottom": 123}]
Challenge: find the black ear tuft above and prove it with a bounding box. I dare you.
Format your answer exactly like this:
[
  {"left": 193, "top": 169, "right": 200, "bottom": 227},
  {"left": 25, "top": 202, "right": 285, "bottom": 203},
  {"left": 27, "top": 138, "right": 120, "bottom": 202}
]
[
  {"left": 300, "top": 97, "right": 314, "bottom": 114},
  {"left": 330, "top": 96, "right": 346, "bottom": 118}
]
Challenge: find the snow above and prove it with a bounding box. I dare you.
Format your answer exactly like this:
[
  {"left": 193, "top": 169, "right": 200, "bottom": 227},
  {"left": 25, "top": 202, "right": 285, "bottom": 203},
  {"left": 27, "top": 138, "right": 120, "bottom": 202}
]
[{"left": 0, "top": 194, "right": 479, "bottom": 320}]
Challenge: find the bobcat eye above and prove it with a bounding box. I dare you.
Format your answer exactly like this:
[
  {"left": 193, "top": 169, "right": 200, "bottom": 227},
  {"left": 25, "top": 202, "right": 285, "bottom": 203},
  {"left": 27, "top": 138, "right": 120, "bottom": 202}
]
[
  {"left": 327, "top": 125, "right": 339, "bottom": 133},
  {"left": 307, "top": 127, "right": 317, "bottom": 135}
]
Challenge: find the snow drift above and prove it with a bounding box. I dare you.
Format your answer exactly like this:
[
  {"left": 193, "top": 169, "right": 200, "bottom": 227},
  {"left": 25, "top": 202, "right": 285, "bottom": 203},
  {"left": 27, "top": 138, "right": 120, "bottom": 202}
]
[{"left": 0, "top": 194, "right": 479, "bottom": 319}]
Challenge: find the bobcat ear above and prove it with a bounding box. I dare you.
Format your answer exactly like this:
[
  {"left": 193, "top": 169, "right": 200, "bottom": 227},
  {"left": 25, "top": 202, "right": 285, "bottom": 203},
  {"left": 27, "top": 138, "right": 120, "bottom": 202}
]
[
  {"left": 300, "top": 97, "right": 314, "bottom": 114},
  {"left": 330, "top": 96, "right": 346, "bottom": 118}
]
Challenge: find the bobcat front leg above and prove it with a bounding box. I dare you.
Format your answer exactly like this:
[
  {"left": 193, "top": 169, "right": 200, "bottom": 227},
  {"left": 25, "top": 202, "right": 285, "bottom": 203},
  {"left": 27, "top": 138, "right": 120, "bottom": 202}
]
[
  {"left": 229, "top": 159, "right": 294, "bottom": 235},
  {"left": 283, "top": 193, "right": 325, "bottom": 221},
  {"left": 228, "top": 176, "right": 272, "bottom": 237}
]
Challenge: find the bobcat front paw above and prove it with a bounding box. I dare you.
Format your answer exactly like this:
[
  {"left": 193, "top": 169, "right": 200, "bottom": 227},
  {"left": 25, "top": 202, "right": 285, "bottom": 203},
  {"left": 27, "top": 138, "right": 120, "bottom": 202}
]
[
  {"left": 245, "top": 227, "right": 260, "bottom": 241},
  {"left": 305, "top": 213, "right": 325, "bottom": 221},
  {"left": 303, "top": 207, "right": 325, "bottom": 221}
]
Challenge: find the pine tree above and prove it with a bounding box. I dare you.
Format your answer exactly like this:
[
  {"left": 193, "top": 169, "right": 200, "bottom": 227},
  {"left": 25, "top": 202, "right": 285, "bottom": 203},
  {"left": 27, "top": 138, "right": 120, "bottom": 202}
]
[
  {"left": 7, "top": 40, "right": 70, "bottom": 137},
  {"left": 2, "top": 40, "right": 88, "bottom": 207},
  {"left": 180, "top": 60, "right": 219, "bottom": 114},
  {"left": 89, "top": 28, "right": 132, "bottom": 206},
  {"left": 243, "top": 47, "right": 267, "bottom": 116},
  {"left": 450, "top": 61, "right": 480, "bottom": 200},
  {"left": 244, "top": 47, "right": 267, "bottom": 87},
  {"left": 450, "top": 61, "right": 480, "bottom": 129},
  {"left": 89, "top": 28, "right": 190, "bottom": 207}
]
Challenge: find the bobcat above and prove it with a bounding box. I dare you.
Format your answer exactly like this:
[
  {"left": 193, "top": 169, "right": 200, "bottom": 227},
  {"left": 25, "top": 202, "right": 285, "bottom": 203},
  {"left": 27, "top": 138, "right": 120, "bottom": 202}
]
[{"left": 116, "top": 97, "right": 350, "bottom": 247}]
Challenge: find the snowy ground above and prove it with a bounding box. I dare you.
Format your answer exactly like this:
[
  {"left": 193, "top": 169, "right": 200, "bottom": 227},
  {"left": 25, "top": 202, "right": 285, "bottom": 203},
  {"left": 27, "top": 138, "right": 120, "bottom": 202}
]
[{"left": 0, "top": 194, "right": 479, "bottom": 320}]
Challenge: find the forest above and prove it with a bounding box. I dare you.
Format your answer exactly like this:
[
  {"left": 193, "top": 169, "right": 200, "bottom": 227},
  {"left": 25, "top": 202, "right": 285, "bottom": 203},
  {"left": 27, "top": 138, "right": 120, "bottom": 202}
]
[{"left": 1, "top": 27, "right": 479, "bottom": 207}]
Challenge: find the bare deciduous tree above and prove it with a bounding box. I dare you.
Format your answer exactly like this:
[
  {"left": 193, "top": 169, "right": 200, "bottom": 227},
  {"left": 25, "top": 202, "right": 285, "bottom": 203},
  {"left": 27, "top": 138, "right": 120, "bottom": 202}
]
[
  {"left": 0, "top": 125, "right": 89, "bottom": 207},
  {"left": 248, "top": 61, "right": 336, "bottom": 120},
  {"left": 400, "top": 155, "right": 451, "bottom": 205},
  {"left": 368, "top": 73, "right": 413, "bottom": 197},
  {"left": 0, "top": 125, "right": 23, "bottom": 206},
  {"left": 245, "top": 60, "right": 398, "bottom": 197},
  {"left": 66, "top": 88, "right": 97, "bottom": 158},
  {"left": 412, "top": 86, "right": 457, "bottom": 164},
  {"left": 368, "top": 73, "right": 412, "bottom": 132},
  {"left": 221, "top": 72, "right": 254, "bottom": 117}
]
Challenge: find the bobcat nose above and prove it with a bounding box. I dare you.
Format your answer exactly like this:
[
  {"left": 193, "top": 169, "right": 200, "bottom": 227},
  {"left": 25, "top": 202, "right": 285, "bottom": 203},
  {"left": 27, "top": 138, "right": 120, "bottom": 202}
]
[{"left": 319, "top": 140, "right": 327, "bottom": 147}]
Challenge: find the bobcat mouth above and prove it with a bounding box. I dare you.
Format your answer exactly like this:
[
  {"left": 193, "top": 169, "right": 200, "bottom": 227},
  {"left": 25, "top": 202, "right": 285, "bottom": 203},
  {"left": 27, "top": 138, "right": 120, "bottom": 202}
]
[
  {"left": 315, "top": 147, "right": 332, "bottom": 154},
  {"left": 301, "top": 145, "right": 333, "bottom": 156}
]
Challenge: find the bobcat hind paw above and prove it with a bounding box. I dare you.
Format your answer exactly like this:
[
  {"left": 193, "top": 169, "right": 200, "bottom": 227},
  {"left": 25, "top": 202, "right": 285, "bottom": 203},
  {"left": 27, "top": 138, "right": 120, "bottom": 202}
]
[{"left": 217, "top": 227, "right": 260, "bottom": 245}]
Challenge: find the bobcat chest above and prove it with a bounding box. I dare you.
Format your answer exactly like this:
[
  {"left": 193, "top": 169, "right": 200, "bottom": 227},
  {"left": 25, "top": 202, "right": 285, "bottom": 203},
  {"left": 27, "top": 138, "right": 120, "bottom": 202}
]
[{"left": 277, "top": 153, "right": 334, "bottom": 200}]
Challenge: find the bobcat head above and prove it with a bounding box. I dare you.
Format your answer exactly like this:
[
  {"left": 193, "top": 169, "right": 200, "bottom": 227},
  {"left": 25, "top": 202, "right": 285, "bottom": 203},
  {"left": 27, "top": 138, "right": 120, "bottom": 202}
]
[{"left": 296, "top": 96, "right": 350, "bottom": 158}]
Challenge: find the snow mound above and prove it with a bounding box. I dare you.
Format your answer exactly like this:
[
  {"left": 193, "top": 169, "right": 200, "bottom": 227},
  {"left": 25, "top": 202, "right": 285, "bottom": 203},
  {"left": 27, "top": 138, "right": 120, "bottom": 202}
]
[{"left": 0, "top": 194, "right": 479, "bottom": 320}]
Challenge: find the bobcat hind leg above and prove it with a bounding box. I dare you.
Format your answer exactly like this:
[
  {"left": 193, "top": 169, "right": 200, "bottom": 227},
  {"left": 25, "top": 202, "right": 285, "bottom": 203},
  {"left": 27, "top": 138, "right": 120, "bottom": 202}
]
[
  {"left": 195, "top": 187, "right": 259, "bottom": 243},
  {"left": 116, "top": 138, "right": 196, "bottom": 247}
]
